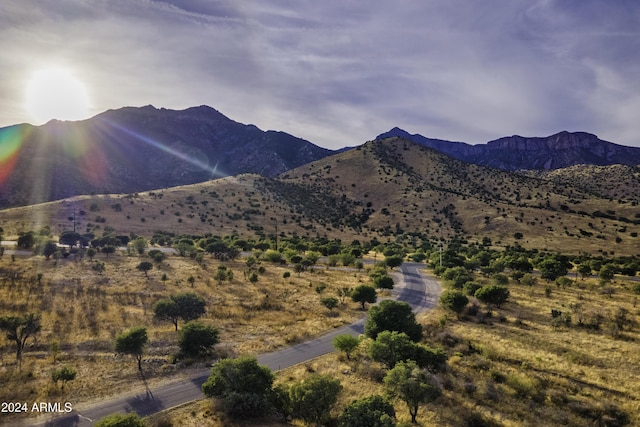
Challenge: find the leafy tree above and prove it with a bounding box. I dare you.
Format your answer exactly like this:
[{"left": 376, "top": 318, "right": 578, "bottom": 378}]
[
  {"left": 520, "top": 273, "right": 537, "bottom": 287},
  {"left": 538, "top": 257, "right": 569, "bottom": 281},
  {"left": 136, "top": 261, "right": 153, "bottom": 277},
  {"left": 441, "top": 266, "right": 472, "bottom": 289},
  {"left": 0, "top": 313, "right": 41, "bottom": 361},
  {"left": 374, "top": 275, "right": 395, "bottom": 289},
  {"left": 147, "top": 249, "right": 165, "bottom": 263},
  {"left": 384, "top": 360, "right": 441, "bottom": 424},
  {"left": 202, "top": 356, "right": 274, "bottom": 418},
  {"left": 41, "top": 240, "right": 58, "bottom": 260},
  {"left": 321, "top": 296, "right": 339, "bottom": 312},
  {"left": 205, "top": 240, "right": 240, "bottom": 261},
  {"left": 52, "top": 365, "right": 77, "bottom": 391},
  {"left": 115, "top": 326, "right": 148, "bottom": 372},
  {"left": 492, "top": 273, "right": 509, "bottom": 286},
  {"left": 333, "top": 334, "right": 360, "bottom": 360},
  {"left": 179, "top": 321, "right": 219, "bottom": 357},
  {"left": 59, "top": 231, "right": 81, "bottom": 248},
  {"left": 102, "top": 245, "right": 116, "bottom": 258},
  {"left": 304, "top": 251, "right": 321, "bottom": 265},
  {"left": 339, "top": 395, "right": 396, "bottom": 427},
  {"left": 369, "top": 331, "right": 418, "bottom": 369},
  {"left": 439, "top": 290, "right": 468, "bottom": 319},
  {"left": 94, "top": 413, "right": 146, "bottom": 427},
  {"left": 412, "top": 344, "right": 448, "bottom": 373},
  {"left": 17, "top": 231, "right": 35, "bottom": 249},
  {"left": 365, "top": 300, "right": 422, "bottom": 342},
  {"left": 351, "top": 285, "right": 377, "bottom": 310},
  {"left": 474, "top": 285, "right": 510, "bottom": 308},
  {"left": 289, "top": 374, "right": 342, "bottom": 426},
  {"left": 132, "top": 237, "right": 147, "bottom": 255},
  {"left": 384, "top": 255, "right": 403, "bottom": 270},
  {"left": 153, "top": 292, "right": 206, "bottom": 330},
  {"left": 599, "top": 264, "right": 616, "bottom": 283}
]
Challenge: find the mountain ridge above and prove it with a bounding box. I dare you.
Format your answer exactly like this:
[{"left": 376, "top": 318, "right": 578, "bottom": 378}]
[
  {"left": 377, "top": 128, "right": 640, "bottom": 170},
  {"left": 0, "top": 105, "right": 334, "bottom": 208}
]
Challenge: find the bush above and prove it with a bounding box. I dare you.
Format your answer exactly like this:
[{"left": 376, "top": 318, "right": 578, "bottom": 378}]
[
  {"left": 339, "top": 395, "right": 396, "bottom": 427},
  {"left": 95, "top": 413, "right": 146, "bottom": 427},
  {"left": 262, "top": 249, "right": 282, "bottom": 263}
]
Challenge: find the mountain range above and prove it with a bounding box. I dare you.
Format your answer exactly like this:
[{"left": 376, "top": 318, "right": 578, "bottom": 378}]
[
  {"left": 377, "top": 127, "right": 640, "bottom": 170},
  {"left": 1, "top": 104, "right": 640, "bottom": 209},
  {"left": 0, "top": 105, "right": 333, "bottom": 208},
  {"left": 1, "top": 136, "right": 637, "bottom": 255}
]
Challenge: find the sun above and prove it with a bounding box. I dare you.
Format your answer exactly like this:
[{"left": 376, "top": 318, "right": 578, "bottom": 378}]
[{"left": 25, "top": 67, "right": 91, "bottom": 124}]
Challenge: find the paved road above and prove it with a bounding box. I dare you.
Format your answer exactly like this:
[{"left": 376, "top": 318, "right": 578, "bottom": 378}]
[{"left": 15, "top": 263, "right": 439, "bottom": 427}]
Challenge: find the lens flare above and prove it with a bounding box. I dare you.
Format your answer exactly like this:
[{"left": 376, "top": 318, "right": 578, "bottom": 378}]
[{"left": 0, "top": 126, "right": 29, "bottom": 185}]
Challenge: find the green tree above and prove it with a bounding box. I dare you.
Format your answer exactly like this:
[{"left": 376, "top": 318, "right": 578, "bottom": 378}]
[
  {"left": 136, "top": 261, "right": 153, "bottom": 277},
  {"left": 599, "top": 264, "right": 616, "bottom": 283},
  {"left": 59, "top": 231, "right": 81, "bottom": 248},
  {"left": 115, "top": 326, "right": 148, "bottom": 372},
  {"left": 441, "top": 266, "right": 472, "bottom": 289},
  {"left": 439, "top": 290, "right": 468, "bottom": 319},
  {"left": 289, "top": 374, "right": 342, "bottom": 426},
  {"left": 333, "top": 334, "right": 360, "bottom": 360},
  {"left": 51, "top": 365, "right": 77, "bottom": 391},
  {"left": 132, "top": 237, "right": 147, "bottom": 255},
  {"left": 384, "top": 255, "right": 404, "bottom": 270},
  {"left": 474, "top": 285, "right": 510, "bottom": 308},
  {"left": 577, "top": 262, "right": 592, "bottom": 280},
  {"left": 17, "top": 231, "right": 35, "bottom": 249},
  {"left": 538, "top": 257, "right": 569, "bottom": 281},
  {"left": 365, "top": 300, "right": 422, "bottom": 342},
  {"left": 202, "top": 356, "right": 274, "bottom": 418},
  {"left": 153, "top": 292, "right": 206, "bottom": 330},
  {"left": 351, "top": 285, "right": 377, "bottom": 310},
  {"left": 368, "top": 331, "right": 417, "bottom": 369},
  {"left": 94, "top": 413, "right": 146, "bottom": 427},
  {"left": 520, "top": 273, "right": 537, "bottom": 288},
  {"left": 102, "top": 245, "right": 116, "bottom": 258},
  {"left": 41, "top": 240, "right": 58, "bottom": 260},
  {"left": 0, "top": 313, "right": 41, "bottom": 361},
  {"left": 339, "top": 395, "right": 396, "bottom": 427},
  {"left": 179, "top": 321, "right": 219, "bottom": 357},
  {"left": 384, "top": 360, "right": 441, "bottom": 424},
  {"left": 374, "top": 275, "right": 395, "bottom": 289}
]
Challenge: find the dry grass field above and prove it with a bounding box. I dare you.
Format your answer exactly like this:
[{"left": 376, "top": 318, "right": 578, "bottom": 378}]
[
  {"left": 146, "top": 269, "right": 640, "bottom": 427},
  {"left": 0, "top": 250, "right": 367, "bottom": 425}
]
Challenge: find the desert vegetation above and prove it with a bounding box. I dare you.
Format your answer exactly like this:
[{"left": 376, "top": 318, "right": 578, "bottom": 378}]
[
  {"left": 143, "top": 241, "right": 638, "bottom": 427},
  {"left": 0, "top": 233, "right": 381, "bottom": 424}
]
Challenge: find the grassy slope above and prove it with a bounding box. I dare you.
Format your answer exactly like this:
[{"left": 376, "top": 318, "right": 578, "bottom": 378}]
[{"left": 1, "top": 137, "right": 638, "bottom": 255}]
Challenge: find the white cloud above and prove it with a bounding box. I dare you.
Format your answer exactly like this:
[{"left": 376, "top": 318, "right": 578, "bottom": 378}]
[{"left": 0, "top": 0, "right": 639, "bottom": 147}]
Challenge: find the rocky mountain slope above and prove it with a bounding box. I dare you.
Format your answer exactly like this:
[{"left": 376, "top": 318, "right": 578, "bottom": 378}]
[
  {"left": 0, "top": 105, "right": 334, "bottom": 208},
  {"left": 378, "top": 128, "right": 640, "bottom": 170}
]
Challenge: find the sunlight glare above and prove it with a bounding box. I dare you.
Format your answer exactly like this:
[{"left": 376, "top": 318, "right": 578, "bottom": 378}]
[{"left": 25, "top": 68, "right": 91, "bottom": 124}]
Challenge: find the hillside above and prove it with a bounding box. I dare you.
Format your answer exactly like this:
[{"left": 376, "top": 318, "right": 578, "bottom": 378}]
[
  {"left": 0, "top": 105, "right": 333, "bottom": 208},
  {"left": 0, "top": 137, "right": 638, "bottom": 255},
  {"left": 378, "top": 128, "right": 640, "bottom": 171}
]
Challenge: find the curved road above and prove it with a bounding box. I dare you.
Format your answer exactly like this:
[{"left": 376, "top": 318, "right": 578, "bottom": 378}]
[{"left": 22, "top": 263, "right": 440, "bottom": 427}]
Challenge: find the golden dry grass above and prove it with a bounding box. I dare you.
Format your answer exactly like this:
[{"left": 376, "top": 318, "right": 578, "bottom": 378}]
[
  {"left": 0, "top": 251, "right": 367, "bottom": 424},
  {"left": 151, "top": 270, "right": 640, "bottom": 427}
]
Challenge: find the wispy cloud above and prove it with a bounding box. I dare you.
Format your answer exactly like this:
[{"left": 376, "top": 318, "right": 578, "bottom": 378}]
[{"left": 1, "top": 0, "right": 639, "bottom": 148}]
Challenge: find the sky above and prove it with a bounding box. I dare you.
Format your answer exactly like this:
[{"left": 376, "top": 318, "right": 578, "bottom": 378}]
[{"left": 1, "top": 0, "right": 639, "bottom": 149}]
